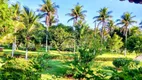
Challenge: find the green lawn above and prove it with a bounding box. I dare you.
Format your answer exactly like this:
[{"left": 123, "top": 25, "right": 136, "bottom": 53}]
[{"left": 0, "top": 49, "right": 140, "bottom": 80}]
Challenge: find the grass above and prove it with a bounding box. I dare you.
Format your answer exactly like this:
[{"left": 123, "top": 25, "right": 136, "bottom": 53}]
[
  {"left": 41, "top": 60, "right": 71, "bottom": 80},
  {"left": 0, "top": 49, "right": 140, "bottom": 80}
]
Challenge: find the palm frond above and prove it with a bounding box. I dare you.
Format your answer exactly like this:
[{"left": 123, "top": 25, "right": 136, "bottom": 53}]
[{"left": 67, "top": 17, "right": 76, "bottom": 23}]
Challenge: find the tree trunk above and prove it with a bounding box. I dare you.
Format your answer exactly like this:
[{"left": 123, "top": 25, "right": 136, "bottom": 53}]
[
  {"left": 94, "top": 21, "right": 97, "bottom": 37},
  {"left": 25, "top": 48, "right": 28, "bottom": 60},
  {"left": 12, "top": 42, "right": 16, "bottom": 57},
  {"left": 12, "top": 42, "right": 14, "bottom": 57},
  {"left": 46, "top": 34, "right": 48, "bottom": 52},
  {"left": 124, "top": 27, "right": 128, "bottom": 56},
  {"left": 100, "top": 22, "right": 105, "bottom": 52},
  {"left": 12, "top": 35, "right": 16, "bottom": 57},
  {"left": 25, "top": 38, "right": 28, "bottom": 60}
]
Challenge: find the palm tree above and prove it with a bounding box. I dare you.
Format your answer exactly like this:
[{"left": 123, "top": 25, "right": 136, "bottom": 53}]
[
  {"left": 66, "top": 3, "right": 87, "bottom": 53},
  {"left": 93, "top": 7, "right": 112, "bottom": 45},
  {"left": 39, "top": 0, "right": 59, "bottom": 52},
  {"left": 21, "top": 6, "right": 39, "bottom": 59},
  {"left": 66, "top": 3, "right": 87, "bottom": 25},
  {"left": 107, "top": 20, "right": 115, "bottom": 36},
  {"left": 11, "top": 2, "right": 24, "bottom": 57},
  {"left": 116, "top": 12, "right": 137, "bottom": 56}
]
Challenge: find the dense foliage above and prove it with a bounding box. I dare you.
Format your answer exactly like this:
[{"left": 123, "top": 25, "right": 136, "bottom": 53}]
[
  {"left": 0, "top": 58, "right": 41, "bottom": 80},
  {"left": 0, "top": 0, "right": 142, "bottom": 79}
]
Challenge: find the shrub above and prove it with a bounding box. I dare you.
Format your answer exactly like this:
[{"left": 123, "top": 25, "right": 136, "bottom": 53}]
[
  {"left": 0, "top": 58, "right": 41, "bottom": 80},
  {"left": 113, "top": 58, "right": 132, "bottom": 68},
  {"left": 110, "top": 58, "right": 141, "bottom": 80},
  {"left": 127, "top": 35, "right": 142, "bottom": 52},
  {"left": 68, "top": 48, "right": 101, "bottom": 80},
  {"left": 33, "top": 53, "right": 50, "bottom": 70}
]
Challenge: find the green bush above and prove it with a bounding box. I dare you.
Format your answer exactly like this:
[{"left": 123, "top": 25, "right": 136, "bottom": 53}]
[
  {"left": 127, "top": 35, "right": 142, "bottom": 52},
  {"left": 113, "top": 58, "right": 132, "bottom": 68},
  {"left": 0, "top": 58, "right": 41, "bottom": 80},
  {"left": 68, "top": 48, "right": 101, "bottom": 80},
  {"left": 33, "top": 53, "right": 50, "bottom": 70}
]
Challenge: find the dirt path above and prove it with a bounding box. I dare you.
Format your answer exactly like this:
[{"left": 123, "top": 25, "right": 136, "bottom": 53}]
[{"left": 135, "top": 55, "right": 142, "bottom": 61}]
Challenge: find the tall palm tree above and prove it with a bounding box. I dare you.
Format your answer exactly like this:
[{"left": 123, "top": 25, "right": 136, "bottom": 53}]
[
  {"left": 21, "top": 6, "right": 39, "bottom": 59},
  {"left": 116, "top": 12, "right": 137, "bottom": 56},
  {"left": 11, "top": 2, "right": 24, "bottom": 57},
  {"left": 66, "top": 3, "right": 87, "bottom": 25},
  {"left": 66, "top": 3, "right": 87, "bottom": 53},
  {"left": 39, "top": 0, "right": 59, "bottom": 52},
  {"left": 93, "top": 7, "right": 112, "bottom": 45},
  {"left": 107, "top": 20, "right": 115, "bottom": 36}
]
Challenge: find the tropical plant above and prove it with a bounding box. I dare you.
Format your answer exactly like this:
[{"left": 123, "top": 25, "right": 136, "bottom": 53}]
[
  {"left": 107, "top": 20, "right": 115, "bottom": 36},
  {"left": 93, "top": 7, "right": 112, "bottom": 46},
  {"left": 21, "top": 6, "right": 39, "bottom": 59},
  {"left": 71, "top": 48, "right": 98, "bottom": 80},
  {"left": 129, "top": 26, "right": 141, "bottom": 36},
  {"left": 0, "top": 0, "right": 13, "bottom": 38},
  {"left": 0, "top": 58, "right": 41, "bottom": 80},
  {"left": 11, "top": 2, "right": 25, "bottom": 57},
  {"left": 39, "top": 0, "right": 59, "bottom": 52},
  {"left": 66, "top": 3, "right": 87, "bottom": 25},
  {"left": 49, "top": 24, "right": 72, "bottom": 52},
  {"left": 127, "top": 35, "right": 142, "bottom": 53},
  {"left": 107, "top": 33, "right": 123, "bottom": 52},
  {"left": 74, "top": 20, "right": 89, "bottom": 46},
  {"left": 66, "top": 3, "right": 87, "bottom": 53},
  {"left": 116, "top": 12, "right": 137, "bottom": 56}
]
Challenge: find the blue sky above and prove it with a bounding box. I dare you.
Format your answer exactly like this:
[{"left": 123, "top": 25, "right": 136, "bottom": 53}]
[{"left": 10, "top": 0, "right": 142, "bottom": 28}]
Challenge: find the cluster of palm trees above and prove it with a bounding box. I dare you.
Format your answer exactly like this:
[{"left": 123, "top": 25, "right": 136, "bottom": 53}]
[
  {"left": 1, "top": 0, "right": 142, "bottom": 59},
  {"left": 66, "top": 4, "right": 139, "bottom": 55}
]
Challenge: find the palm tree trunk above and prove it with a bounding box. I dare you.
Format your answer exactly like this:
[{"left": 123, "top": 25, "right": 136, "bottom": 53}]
[
  {"left": 101, "top": 22, "right": 105, "bottom": 47},
  {"left": 12, "top": 29, "right": 17, "bottom": 57},
  {"left": 94, "top": 21, "right": 97, "bottom": 37},
  {"left": 74, "top": 38, "right": 76, "bottom": 54},
  {"left": 124, "top": 28, "right": 128, "bottom": 56},
  {"left": 25, "top": 47, "right": 28, "bottom": 60},
  {"left": 12, "top": 42, "right": 15, "bottom": 57},
  {"left": 73, "top": 18, "right": 77, "bottom": 54},
  {"left": 12, "top": 37, "right": 16, "bottom": 57},
  {"left": 46, "top": 34, "right": 48, "bottom": 52},
  {"left": 25, "top": 38, "right": 28, "bottom": 60}
]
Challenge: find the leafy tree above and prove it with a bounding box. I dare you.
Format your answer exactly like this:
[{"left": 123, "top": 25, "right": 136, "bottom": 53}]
[
  {"left": 93, "top": 7, "right": 112, "bottom": 45},
  {"left": 21, "top": 7, "right": 39, "bottom": 59},
  {"left": 31, "top": 23, "right": 46, "bottom": 50},
  {"left": 129, "top": 26, "right": 141, "bottom": 36},
  {"left": 39, "top": 0, "right": 59, "bottom": 52},
  {"left": 0, "top": 0, "right": 13, "bottom": 39},
  {"left": 116, "top": 12, "right": 137, "bottom": 56},
  {"left": 74, "top": 20, "right": 89, "bottom": 47},
  {"left": 107, "top": 33, "right": 123, "bottom": 52},
  {"left": 127, "top": 35, "right": 142, "bottom": 53},
  {"left": 49, "top": 24, "right": 73, "bottom": 52}
]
